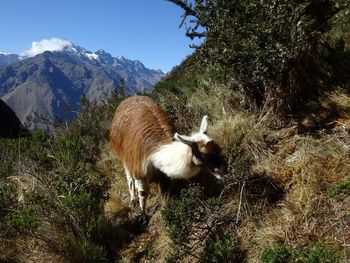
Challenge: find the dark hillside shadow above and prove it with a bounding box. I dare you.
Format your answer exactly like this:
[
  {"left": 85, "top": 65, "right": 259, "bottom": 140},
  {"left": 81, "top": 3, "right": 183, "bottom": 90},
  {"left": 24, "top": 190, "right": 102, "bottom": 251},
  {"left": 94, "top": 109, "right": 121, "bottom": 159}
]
[{"left": 297, "top": 92, "right": 350, "bottom": 134}]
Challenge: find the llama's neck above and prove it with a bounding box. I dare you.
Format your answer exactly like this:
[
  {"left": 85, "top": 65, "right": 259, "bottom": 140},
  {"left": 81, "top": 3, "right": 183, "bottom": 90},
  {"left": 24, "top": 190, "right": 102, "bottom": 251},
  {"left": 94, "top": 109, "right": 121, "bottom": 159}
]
[{"left": 149, "top": 141, "right": 201, "bottom": 179}]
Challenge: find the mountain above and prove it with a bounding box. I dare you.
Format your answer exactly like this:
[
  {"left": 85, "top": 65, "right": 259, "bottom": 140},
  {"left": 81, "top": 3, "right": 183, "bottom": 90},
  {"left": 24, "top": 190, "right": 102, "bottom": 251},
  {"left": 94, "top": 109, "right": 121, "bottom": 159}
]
[
  {"left": 0, "top": 43, "right": 164, "bottom": 130},
  {"left": 0, "top": 98, "right": 23, "bottom": 138},
  {"left": 0, "top": 52, "right": 20, "bottom": 66}
]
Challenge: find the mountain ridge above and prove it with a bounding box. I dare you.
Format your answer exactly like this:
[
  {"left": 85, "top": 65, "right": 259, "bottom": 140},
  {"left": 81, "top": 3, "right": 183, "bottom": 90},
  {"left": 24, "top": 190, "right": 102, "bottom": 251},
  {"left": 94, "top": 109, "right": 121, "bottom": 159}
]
[{"left": 0, "top": 41, "right": 165, "bottom": 130}]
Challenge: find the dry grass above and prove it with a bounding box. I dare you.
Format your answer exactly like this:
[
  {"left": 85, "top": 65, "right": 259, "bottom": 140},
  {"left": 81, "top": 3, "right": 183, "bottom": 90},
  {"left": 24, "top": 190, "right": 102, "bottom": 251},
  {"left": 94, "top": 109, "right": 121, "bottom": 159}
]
[
  {"left": 239, "top": 106, "right": 350, "bottom": 262},
  {"left": 5, "top": 89, "right": 348, "bottom": 262},
  {"left": 101, "top": 142, "right": 173, "bottom": 262},
  {"left": 17, "top": 238, "right": 68, "bottom": 263},
  {"left": 172, "top": 88, "right": 350, "bottom": 262},
  {"left": 94, "top": 90, "right": 350, "bottom": 262}
]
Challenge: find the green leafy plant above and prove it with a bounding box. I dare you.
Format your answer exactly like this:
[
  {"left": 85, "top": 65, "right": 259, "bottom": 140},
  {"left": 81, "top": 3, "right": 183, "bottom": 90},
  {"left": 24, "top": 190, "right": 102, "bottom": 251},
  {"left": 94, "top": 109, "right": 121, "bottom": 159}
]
[
  {"left": 328, "top": 179, "right": 350, "bottom": 197},
  {"left": 201, "top": 234, "right": 243, "bottom": 263},
  {"left": 162, "top": 185, "right": 203, "bottom": 245},
  {"left": 169, "top": 0, "right": 350, "bottom": 112},
  {"left": 6, "top": 208, "right": 39, "bottom": 231}
]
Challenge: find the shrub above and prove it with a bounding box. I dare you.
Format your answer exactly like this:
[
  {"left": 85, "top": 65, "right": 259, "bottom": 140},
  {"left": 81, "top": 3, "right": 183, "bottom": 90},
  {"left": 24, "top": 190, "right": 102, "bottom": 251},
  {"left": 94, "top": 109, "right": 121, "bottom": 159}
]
[
  {"left": 0, "top": 161, "right": 16, "bottom": 218},
  {"left": 169, "top": 0, "right": 350, "bottom": 112},
  {"left": 6, "top": 208, "right": 39, "bottom": 231},
  {"left": 0, "top": 92, "right": 121, "bottom": 262},
  {"left": 201, "top": 233, "right": 243, "bottom": 263},
  {"left": 261, "top": 242, "right": 342, "bottom": 263},
  {"left": 261, "top": 244, "right": 294, "bottom": 263},
  {"left": 162, "top": 185, "right": 204, "bottom": 245},
  {"left": 66, "top": 239, "right": 108, "bottom": 263},
  {"left": 162, "top": 184, "right": 245, "bottom": 262},
  {"left": 328, "top": 180, "right": 350, "bottom": 197}
]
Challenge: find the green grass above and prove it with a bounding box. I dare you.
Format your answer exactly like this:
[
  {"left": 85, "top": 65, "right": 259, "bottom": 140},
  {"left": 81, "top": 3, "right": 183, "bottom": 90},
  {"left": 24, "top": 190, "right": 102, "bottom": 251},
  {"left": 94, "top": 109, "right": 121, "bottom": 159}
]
[
  {"left": 261, "top": 242, "right": 342, "bottom": 263},
  {"left": 5, "top": 208, "right": 39, "bottom": 231},
  {"left": 328, "top": 180, "right": 350, "bottom": 198}
]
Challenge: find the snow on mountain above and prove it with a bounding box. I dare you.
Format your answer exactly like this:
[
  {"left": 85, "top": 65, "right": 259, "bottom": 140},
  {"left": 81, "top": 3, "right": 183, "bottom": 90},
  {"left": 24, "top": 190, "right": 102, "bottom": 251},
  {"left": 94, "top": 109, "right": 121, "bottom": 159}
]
[
  {"left": 0, "top": 53, "right": 21, "bottom": 66},
  {"left": 0, "top": 38, "right": 165, "bottom": 130}
]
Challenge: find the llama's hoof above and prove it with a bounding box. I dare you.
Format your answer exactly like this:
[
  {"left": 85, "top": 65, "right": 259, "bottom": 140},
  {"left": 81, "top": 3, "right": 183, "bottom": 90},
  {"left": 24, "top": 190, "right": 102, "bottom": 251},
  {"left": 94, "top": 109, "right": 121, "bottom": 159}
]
[{"left": 136, "top": 213, "right": 149, "bottom": 227}]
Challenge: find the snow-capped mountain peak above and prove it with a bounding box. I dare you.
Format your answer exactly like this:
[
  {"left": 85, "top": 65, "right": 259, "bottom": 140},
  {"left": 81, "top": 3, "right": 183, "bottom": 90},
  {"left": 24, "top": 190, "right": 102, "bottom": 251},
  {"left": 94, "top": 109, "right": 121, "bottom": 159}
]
[
  {"left": 1, "top": 38, "right": 156, "bottom": 72},
  {"left": 0, "top": 38, "right": 165, "bottom": 130}
]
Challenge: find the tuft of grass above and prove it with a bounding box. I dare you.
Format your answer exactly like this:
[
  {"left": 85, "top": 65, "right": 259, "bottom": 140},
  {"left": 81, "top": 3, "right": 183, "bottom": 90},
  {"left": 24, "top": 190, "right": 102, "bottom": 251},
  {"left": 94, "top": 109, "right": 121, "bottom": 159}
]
[{"left": 66, "top": 239, "right": 108, "bottom": 263}]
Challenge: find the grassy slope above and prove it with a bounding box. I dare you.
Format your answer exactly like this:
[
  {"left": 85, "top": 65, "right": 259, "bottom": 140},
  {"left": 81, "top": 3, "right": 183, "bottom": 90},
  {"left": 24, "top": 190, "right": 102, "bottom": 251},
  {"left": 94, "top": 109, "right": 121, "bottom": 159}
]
[
  {"left": 111, "top": 57, "right": 350, "bottom": 262},
  {"left": 1, "top": 55, "right": 349, "bottom": 263}
]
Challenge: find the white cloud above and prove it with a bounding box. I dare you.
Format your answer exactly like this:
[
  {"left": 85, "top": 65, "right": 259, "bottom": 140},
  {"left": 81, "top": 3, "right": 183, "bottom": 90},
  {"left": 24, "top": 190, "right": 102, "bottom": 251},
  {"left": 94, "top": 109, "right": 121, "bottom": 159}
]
[{"left": 21, "top": 38, "right": 72, "bottom": 57}]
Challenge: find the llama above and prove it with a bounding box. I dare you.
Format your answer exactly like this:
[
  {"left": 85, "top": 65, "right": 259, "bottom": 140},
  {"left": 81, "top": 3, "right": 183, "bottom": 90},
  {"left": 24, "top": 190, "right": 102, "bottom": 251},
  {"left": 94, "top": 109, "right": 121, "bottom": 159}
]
[{"left": 109, "top": 96, "right": 226, "bottom": 214}]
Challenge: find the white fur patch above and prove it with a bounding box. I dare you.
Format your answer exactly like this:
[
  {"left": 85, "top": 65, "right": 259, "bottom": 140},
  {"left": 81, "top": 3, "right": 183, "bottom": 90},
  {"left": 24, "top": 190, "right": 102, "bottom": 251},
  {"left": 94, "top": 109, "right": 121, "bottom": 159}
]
[
  {"left": 150, "top": 141, "right": 201, "bottom": 179},
  {"left": 191, "top": 132, "right": 212, "bottom": 143}
]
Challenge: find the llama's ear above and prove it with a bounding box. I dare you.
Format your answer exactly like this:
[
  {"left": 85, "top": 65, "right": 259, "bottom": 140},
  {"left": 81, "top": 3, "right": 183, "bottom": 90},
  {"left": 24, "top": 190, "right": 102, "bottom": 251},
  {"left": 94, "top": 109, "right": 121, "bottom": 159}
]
[
  {"left": 199, "top": 115, "right": 208, "bottom": 134},
  {"left": 174, "top": 133, "right": 194, "bottom": 146}
]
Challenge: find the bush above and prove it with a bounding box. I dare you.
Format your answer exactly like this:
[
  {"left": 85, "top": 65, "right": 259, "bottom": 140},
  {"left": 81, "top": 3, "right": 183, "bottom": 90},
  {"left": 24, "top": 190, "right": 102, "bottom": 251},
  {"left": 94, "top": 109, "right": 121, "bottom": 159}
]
[
  {"left": 0, "top": 161, "right": 16, "bottom": 220},
  {"left": 162, "top": 184, "right": 245, "bottom": 262},
  {"left": 6, "top": 208, "right": 39, "bottom": 231},
  {"left": 261, "top": 244, "right": 293, "bottom": 263},
  {"left": 261, "top": 242, "right": 342, "bottom": 263},
  {"left": 201, "top": 233, "right": 243, "bottom": 263},
  {"left": 66, "top": 239, "right": 108, "bottom": 263},
  {"left": 162, "top": 185, "right": 204, "bottom": 245},
  {"left": 328, "top": 179, "right": 350, "bottom": 197},
  {"left": 170, "top": 0, "right": 350, "bottom": 112},
  {"left": 0, "top": 93, "right": 121, "bottom": 262}
]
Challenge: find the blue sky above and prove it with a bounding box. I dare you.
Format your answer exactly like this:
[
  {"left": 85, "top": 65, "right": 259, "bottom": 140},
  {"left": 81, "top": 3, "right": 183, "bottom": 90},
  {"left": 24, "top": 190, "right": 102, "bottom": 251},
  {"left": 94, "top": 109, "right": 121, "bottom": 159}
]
[{"left": 0, "top": 0, "right": 200, "bottom": 72}]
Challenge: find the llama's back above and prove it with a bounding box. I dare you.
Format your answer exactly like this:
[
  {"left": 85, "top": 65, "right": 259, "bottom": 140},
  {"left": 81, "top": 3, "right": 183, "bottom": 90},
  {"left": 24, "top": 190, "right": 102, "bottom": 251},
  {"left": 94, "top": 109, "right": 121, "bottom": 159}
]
[{"left": 109, "top": 96, "right": 175, "bottom": 179}]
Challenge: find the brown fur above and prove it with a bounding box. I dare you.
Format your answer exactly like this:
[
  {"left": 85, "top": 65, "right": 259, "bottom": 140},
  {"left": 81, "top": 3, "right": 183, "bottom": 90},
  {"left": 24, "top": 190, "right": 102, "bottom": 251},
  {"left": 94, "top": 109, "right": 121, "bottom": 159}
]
[{"left": 109, "top": 96, "right": 175, "bottom": 179}]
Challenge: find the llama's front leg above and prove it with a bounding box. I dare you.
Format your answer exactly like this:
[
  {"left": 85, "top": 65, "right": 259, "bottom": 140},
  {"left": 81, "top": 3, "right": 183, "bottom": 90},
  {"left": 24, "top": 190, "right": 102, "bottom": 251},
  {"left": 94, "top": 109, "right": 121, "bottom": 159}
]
[
  {"left": 135, "top": 179, "right": 149, "bottom": 215},
  {"left": 125, "top": 167, "right": 138, "bottom": 207}
]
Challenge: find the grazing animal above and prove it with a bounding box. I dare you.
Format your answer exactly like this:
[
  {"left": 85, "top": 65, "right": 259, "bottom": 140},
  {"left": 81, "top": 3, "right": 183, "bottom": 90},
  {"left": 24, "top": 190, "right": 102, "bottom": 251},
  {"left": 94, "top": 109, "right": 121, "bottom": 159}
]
[{"left": 110, "top": 96, "right": 226, "bottom": 214}]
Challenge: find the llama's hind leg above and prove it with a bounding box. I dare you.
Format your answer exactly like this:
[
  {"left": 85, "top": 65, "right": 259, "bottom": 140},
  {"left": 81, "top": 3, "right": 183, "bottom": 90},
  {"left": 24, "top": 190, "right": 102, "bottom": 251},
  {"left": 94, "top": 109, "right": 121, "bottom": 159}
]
[
  {"left": 135, "top": 179, "right": 149, "bottom": 215},
  {"left": 124, "top": 166, "right": 138, "bottom": 207}
]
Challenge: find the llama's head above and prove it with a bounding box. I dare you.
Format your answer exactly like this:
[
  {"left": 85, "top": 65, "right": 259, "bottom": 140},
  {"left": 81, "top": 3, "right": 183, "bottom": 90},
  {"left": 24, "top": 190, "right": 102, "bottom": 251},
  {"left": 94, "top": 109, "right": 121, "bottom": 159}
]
[{"left": 174, "top": 116, "right": 227, "bottom": 180}]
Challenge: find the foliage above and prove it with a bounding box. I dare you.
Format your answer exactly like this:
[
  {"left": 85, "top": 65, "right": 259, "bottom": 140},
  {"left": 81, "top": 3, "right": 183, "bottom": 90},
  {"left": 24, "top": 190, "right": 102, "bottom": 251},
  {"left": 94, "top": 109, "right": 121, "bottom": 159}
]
[
  {"left": 5, "top": 208, "right": 39, "bottom": 231},
  {"left": 261, "top": 242, "right": 343, "bottom": 263},
  {"left": 225, "top": 144, "right": 253, "bottom": 182},
  {"left": 162, "top": 185, "right": 204, "bottom": 245},
  {"left": 201, "top": 233, "right": 242, "bottom": 263},
  {"left": 162, "top": 185, "right": 245, "bottom": 262},
  {"left": 328, "top": 179, "right": 350, "bottom": 197},
  {"left": 0, "top": 161, "right": 16, "bottom": 221},
  {"left": 165, "top": 251, "right": 178, "bottom": 263},
  {"left": 0, "top": 91, "right": 122, "bottom": 262},
  {"left": 66, "top": 239, "right": 108, "bottom": 263},
  {"left": 169, "top": 0, "right": 350, "bottom": 112}
]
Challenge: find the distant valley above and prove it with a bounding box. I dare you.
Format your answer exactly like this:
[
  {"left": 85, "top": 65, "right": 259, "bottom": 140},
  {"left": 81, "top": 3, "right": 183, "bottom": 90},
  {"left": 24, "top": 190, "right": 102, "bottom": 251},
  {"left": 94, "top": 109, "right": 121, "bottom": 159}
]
[{"left": 0, "top": 41, "right": 165, "bottom": 130}]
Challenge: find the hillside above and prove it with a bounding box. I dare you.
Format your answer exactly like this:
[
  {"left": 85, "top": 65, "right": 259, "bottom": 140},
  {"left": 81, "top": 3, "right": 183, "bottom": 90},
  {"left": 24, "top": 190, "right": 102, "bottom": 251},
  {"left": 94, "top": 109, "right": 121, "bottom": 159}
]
[
  {"left": 0, "top": 99, "right": 24, "bottom": 138},
  {"left": 1, "top": 1, "right": 350, "bottom": 263}
]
